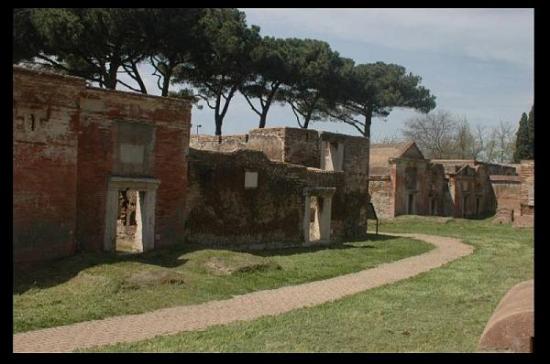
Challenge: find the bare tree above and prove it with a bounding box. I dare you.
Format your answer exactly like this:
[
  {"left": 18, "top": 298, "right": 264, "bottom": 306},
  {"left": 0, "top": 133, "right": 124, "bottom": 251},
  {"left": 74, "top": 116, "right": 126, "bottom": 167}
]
[
  {"left": 471, "top": 124, "right": 486, "bottom": 160},
  {"left": 371, "top": 131, "right": 404, "bottom": 145},
  {"left": 402, "top": 110, "right": 458, "bottom": 159},
  {"left": 490, "top": 121, "right": 516, "bottom": 163},
  {"left": 453, "top": 116, "right": 475, "bottom": 159}
]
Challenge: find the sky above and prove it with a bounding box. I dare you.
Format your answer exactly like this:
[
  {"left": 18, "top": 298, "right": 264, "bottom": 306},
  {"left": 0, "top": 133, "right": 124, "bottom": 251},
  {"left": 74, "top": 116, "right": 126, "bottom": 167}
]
[{"left": 119, "top": 8, "right": 534, "bottom": 142}]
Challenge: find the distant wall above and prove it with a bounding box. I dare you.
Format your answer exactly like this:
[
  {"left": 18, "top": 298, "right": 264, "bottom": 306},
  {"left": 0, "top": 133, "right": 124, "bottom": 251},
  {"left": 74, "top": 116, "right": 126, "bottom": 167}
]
[{"left": 368, "top": 176, "right": 393, "bottom": 219}]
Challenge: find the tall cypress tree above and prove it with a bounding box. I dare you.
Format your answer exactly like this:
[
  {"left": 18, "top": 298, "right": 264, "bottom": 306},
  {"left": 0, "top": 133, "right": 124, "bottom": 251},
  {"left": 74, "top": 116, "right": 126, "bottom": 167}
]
[
  {"left": 514, "top": 111, "right": 530, "bottom": 162},
  {"left": 527, "top": 105, "right": 534, "bottom": 158}
]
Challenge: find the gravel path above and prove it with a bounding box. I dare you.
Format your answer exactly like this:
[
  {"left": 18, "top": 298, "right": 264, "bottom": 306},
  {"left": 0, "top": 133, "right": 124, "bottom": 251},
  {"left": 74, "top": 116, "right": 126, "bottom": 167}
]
[{"left": 13, "top": 233, "right": 473, "bottom": 353}]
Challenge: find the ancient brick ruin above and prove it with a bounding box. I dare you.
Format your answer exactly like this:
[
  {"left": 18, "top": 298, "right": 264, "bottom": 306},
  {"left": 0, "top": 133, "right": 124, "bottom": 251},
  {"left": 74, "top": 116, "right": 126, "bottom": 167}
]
[
  {"left": 13, "top": 67, "right": 369, "bottom": 264},
  {"left": 368, "top": 142, "right": 453, "bottom": 218},
  {"left": 13, "top": 66, "right": 534, "bottom": 265},
  {"left": 368, "top": 142, "right": 533, "bottom": 223},
  {"left": 188, "top": 127, "right": 370, "bottom": 248},
  {"left": 13, "top": 67, "right": 191, "bottom": 263}
]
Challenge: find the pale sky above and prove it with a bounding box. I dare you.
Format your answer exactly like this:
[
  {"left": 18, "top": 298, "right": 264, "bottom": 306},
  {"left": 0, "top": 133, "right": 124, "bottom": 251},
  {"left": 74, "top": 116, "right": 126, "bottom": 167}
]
[{"left": 118, "top": 8, "right": 534, "bottom": 141}]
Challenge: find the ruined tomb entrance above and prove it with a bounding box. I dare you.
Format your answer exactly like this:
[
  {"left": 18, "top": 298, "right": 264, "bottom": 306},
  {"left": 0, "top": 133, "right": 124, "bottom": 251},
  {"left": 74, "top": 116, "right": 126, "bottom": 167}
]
[
  {"left": 115, "top": 189, "right": 143, "bottom": 253},
  {"left": 407, "top": 193, "right": 415, "bottom": 214},
  {"left": 430, "top": 197, "right": 437, "bottom": 216},
  {"left": 462, "top": 195, "right": 469, "bottom": 218},
  {"left": 304, "top": 187, "right": 336, "bottom": 244},
  {"left": 104, "top": 177, "right": 160, "bottom": 253}
]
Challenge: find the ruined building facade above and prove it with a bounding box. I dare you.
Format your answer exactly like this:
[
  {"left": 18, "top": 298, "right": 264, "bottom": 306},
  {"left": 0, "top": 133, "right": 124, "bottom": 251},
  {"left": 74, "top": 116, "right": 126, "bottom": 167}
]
[
  {"left": 367, "top": 143, "right": 525, "bottom": 220},
  {"left": 368, "top": 142, "right": 454, "bottom": 219},
  {"left": 13, "top": 67, "right": 370, "bottom": 264},
  {"left": 187, "top": 128, "right": 371, "bottom": 248},
  {"left": 13, "top": 67, "right": 191, "bottom": 263}
]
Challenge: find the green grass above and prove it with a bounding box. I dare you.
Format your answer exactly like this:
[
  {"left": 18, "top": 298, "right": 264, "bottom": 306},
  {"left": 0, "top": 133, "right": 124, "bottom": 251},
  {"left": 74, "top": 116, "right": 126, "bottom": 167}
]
[
  {"left": 14, "top": 234, "right": 430, "bottom": 333},
  {"left": 86, "top": 216, "right": 533, "bottom": 353}
]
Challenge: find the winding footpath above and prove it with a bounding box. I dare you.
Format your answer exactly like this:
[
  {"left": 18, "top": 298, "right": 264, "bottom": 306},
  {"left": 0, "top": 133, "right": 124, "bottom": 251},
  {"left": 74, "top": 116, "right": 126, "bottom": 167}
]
[{"left": 13, "top": 233, "right": 473, "bottom": 353}]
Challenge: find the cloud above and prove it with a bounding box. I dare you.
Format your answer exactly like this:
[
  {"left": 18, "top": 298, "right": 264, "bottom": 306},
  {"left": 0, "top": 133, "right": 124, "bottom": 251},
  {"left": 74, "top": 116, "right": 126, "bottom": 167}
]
[{"left": 243, "top": 8, "right": 534, "bottom": 67}]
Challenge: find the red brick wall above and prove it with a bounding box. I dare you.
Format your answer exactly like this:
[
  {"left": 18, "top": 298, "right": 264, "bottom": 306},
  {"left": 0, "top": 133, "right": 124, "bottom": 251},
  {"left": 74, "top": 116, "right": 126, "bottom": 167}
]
[
  {"left": 77, "top": 88, "right": 191, "bottom": 251},
  {"left": 13, "top": 67, "right": 191, "bottom": 263},
  {"left": 519, "top": 160, "right": 534, "bottom": 216},
  {"left": 153, "top": 125, "right": 189, "bottom": 247},
  {"left": 368, "top": 177, "right": 394, "bottom": 218},
  {"left": 13, "top": 68, "right": 84, "bottom": 262}
]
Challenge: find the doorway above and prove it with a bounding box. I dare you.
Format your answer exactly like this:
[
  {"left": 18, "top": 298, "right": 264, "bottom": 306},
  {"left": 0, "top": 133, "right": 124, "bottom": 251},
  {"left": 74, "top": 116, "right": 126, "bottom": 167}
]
[
  {"left": 407, "top": 193, "right": 415, "bottom": 214},
  {"left": 104, "top": 177, "right": 160, "bottom": 253},
  {"left": 116, "top": 189, "right": 144, "bottom": 253},
  {"left": 304, "top": 188, "right": 335, "bottom": 244},
  {"left": 430, "top": 198, "right": 437, "bottom": 216},
  {"left": 462, "top": 195, "right": 469, "bottom": 218},
  {"left": 309, "top": 196, "right": 323, "bottom": 242}
]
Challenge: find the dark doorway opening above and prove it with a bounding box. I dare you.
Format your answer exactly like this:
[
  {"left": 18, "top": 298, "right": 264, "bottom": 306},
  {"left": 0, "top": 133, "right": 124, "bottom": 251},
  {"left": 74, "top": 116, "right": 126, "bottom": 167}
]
[{"left": 408, "top": 194, "right": 415, "bottom": 214}]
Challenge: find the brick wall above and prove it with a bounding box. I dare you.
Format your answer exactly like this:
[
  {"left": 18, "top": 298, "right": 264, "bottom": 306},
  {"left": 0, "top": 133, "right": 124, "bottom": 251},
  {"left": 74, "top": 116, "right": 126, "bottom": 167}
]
[
  {"left": 246, "top": 128, "right": 286, "bottom": 162},
  {"left": 13, "top": 67, "right": 191, "bottom": 263},
  {"left": 13, "top": 68, "right": 84, "bottom": 263},
  {"left": 447, "top": 164, "right": 496, "bottom": 218},
  {"left": 77, "top": 87, "right": 191, "bottom": 251},
  {"left": 518, "top": 160, "right": 534, "bottom": 217},
  {"left": 320, "top": 132, "right": 370, "bottom": 238},
  {"left": 368, "top": 176, "right": 394, "bottom": 219}
]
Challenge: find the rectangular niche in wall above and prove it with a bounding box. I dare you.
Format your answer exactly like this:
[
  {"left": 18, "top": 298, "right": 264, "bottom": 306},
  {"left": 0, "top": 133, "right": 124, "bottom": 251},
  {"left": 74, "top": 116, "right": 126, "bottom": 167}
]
[
  {"left": 321, "top": 141, "right": 344, "bottom": 172},
  {"left": 115, "top": 121, "right": 155, "bottom": 176},
  {"left": 245, "top": 171, "right": 258, "bottom": 189}
]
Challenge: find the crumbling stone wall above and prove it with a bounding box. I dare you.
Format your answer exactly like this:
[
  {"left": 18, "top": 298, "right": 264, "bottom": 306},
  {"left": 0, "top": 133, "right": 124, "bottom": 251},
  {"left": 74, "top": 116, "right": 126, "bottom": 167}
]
[
  {"left": 184, "top": 148, "right": 344, "bottom": 248},
  {"left": 490, "top": 175, "right": 521, "bottom": 224},
  {"left": 189, "top": 128, "right": 371, "bottom": 240},
  {"left": 514, "top": 160, "right": 534, "bottom": 227},
  {"left": 320, "top": 132, "right": 370, "bottom": 238},
  {"left": 368, "top": 176, "right": 393, "bottom": 219},
  {"left": 13, "top": 67, "right": 191, "bottom": 263},
  {"left": 190, "top": 134, "right": 248, "bottom": 152},
  {"left": 519, "top": 160, "right": 534, "bottom": 215}
]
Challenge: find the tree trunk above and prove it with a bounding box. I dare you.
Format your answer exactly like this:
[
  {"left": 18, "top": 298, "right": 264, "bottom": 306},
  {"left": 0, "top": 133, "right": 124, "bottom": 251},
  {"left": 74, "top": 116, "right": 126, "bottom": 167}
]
[
  {"left": 215, "top": 114, "right": 223, "bottom": 136},
  {"left": 161, "top": 68, "right": 172, "bottom": 97},
  {"left": 363, "top": 111, "right": 372, "bottom": 138},
  {"left": 259, "top": 102, "right": 272, "bottom": 128},
  {"left": 303, "top": 107, "right": 314, "bottom": 129},
  {"left": 259, "top": 112, "right": 267, "bottom": 128},
  {"left": 105, "top": 62, "right": 120, "bottom": 90},
  {"left": 258, "top": 83, "right": 280, "bottom": 128}
]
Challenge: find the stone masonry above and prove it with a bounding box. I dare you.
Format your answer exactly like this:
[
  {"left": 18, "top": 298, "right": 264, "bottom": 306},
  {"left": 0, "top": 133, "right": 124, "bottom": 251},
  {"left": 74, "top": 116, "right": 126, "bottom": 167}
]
[{"left": 189, "top": 127, "right": 371, "bottom": 244}]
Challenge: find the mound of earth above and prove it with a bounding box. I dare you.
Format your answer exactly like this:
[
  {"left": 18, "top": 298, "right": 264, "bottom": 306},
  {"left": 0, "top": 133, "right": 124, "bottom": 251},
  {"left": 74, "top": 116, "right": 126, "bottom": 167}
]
[
  {"left": 203, "top": 254, "right": 281, "bottom": 276},
  {"left": 123, "top": 269, "right": 185, "bottom": 289}
]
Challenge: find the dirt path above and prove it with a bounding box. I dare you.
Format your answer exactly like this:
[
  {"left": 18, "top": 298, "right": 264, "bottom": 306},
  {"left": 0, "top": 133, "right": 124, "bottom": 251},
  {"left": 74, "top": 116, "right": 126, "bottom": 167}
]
[{"left": 13, "top": 233, "right": 473, "bottom": 353}]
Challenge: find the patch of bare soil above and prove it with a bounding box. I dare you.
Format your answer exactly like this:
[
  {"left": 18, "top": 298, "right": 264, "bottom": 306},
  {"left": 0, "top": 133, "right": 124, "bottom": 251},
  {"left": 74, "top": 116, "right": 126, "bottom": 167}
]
[
  {"left": 204, "top": 256, "right": 281, "bottom": 276},
  {"left": 123, "top": 270, "right": 185, "bottom": 289}
]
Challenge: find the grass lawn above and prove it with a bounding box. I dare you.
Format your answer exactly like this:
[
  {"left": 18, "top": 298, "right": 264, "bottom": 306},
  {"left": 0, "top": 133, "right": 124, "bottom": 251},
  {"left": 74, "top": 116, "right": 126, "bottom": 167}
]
[
  {"left": 14, "top": 234, "right": 431, "bottom": 333},
  {"left": 87, "top": 216, "right": 533, "bottom": 353}
]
